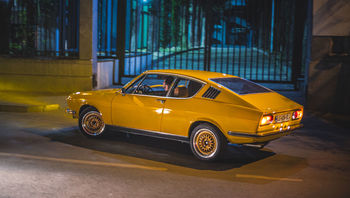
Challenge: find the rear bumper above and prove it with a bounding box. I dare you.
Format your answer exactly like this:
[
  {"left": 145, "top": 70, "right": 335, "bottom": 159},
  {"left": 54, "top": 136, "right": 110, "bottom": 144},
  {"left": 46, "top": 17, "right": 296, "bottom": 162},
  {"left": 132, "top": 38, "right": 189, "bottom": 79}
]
[{"left": 226, "top": 123, "right": 303, "bottom": 144}]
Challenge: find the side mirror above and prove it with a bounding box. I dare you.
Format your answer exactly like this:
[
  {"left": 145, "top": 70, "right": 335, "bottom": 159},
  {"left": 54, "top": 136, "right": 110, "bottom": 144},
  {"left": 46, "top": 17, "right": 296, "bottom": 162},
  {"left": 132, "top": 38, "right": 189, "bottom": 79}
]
[{"left": 121, "top": 88, "right": 126, "bottom": 96}]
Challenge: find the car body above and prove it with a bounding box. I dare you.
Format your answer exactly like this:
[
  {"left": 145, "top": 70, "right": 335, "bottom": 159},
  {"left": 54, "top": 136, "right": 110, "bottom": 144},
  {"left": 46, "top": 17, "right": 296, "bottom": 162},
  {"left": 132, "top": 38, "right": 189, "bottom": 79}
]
[{"left": 66, "top": 70, "right": 303, "bottom": 161}]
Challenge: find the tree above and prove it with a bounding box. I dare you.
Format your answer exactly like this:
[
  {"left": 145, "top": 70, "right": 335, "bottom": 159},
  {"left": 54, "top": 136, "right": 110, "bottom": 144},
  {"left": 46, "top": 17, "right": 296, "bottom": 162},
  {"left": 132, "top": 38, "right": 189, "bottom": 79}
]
[
  {"left": 160, "top": 0, "right": 171, "bottom": 48},
  {"left": 0, "top": 1, "right": 11, "bottom": 54}
]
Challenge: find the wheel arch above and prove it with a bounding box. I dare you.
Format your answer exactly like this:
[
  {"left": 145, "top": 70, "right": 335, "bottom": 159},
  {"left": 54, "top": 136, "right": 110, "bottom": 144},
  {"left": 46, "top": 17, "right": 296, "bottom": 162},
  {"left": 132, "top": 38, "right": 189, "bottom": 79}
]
[
  {"left": 79, "top": 104, "right": 98, "bottom": 116},
  {"left": 188, "top": 120, "right": 227, "bottom": 141}
]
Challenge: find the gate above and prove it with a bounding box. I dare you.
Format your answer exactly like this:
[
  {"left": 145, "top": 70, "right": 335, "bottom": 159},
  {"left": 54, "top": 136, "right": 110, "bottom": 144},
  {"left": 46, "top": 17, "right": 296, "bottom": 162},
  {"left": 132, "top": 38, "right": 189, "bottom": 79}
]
[{"left": 97, "top": 0, "right": 310, "bottom": 86}]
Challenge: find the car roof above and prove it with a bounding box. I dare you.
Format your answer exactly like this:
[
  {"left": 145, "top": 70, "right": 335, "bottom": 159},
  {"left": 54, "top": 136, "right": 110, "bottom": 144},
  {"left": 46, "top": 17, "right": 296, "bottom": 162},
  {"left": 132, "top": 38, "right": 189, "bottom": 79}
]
[{"left": 145, "top": 69, "right": 239, "bottom": 82}]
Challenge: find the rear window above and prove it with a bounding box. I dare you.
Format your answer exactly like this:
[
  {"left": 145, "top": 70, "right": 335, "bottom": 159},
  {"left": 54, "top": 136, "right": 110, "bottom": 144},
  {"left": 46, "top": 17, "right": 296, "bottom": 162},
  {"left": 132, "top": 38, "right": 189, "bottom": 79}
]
[{"left": 210, "top": 77, "right": 271, "bottom": 95}]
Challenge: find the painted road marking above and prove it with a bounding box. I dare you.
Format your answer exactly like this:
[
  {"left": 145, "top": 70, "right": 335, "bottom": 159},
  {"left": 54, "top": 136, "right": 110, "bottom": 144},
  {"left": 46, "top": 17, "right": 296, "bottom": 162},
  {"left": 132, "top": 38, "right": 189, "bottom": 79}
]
[
  {"left": 236, "top": 174, "right": 303, "bottom": 182},
  {"left": 0, "top": 152, "right": 167, "bottom": 171}
]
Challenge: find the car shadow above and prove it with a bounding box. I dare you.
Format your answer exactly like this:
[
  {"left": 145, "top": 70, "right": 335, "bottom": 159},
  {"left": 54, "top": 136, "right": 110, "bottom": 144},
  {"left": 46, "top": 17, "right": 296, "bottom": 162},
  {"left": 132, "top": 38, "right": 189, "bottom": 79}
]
[{"left": 25, "top": 127, "right": 276, "bottom": 171}]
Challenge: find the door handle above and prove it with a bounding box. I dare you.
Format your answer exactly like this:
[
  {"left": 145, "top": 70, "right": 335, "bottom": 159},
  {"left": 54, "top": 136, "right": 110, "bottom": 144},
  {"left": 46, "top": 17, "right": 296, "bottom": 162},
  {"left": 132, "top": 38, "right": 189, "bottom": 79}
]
[{"left": 157, "top": 99, "right": 165, "bottom": 104}]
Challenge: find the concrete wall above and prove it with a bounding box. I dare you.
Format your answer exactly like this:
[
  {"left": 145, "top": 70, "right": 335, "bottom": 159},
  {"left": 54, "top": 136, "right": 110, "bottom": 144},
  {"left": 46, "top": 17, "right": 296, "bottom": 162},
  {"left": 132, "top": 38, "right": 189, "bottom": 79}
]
[
  {"left": 96, "top": 60, "right": 114, "bottom": 89},
  {"left": 307, "top": 0, "right": 350, "bottom": 114},
  {"left": 0, "top": 0, "right": 97, "bottom": 94},
  {"left": 307, "top": 37, "right": 350, "bottom": 114},
  {"left": 313, "top": 0, "right": 350, "bottom": 36},
  {"left": 0, "top": 58, "right": 92, "bottom": 94}
]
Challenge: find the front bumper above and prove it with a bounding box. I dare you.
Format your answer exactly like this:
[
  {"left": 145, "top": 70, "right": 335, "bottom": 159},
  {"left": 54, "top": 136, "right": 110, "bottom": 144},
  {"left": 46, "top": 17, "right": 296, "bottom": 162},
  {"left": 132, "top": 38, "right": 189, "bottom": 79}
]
[
  {"left": 65, "top": 108, "right": 77, "bottom": 118},
  {"left": 226, "top": 123, "right": 303, "bottom": 144}
]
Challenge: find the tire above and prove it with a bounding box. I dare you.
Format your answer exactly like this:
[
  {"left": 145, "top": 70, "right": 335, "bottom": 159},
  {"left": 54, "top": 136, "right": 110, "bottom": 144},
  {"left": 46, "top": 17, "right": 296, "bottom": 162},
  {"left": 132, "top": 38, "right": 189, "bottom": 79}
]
[
  {"left": 190, "top": 123, "right": 227, "bottom": 161},
  {"left": 78, "top": 107, "right": 106, "bottom": 137}
]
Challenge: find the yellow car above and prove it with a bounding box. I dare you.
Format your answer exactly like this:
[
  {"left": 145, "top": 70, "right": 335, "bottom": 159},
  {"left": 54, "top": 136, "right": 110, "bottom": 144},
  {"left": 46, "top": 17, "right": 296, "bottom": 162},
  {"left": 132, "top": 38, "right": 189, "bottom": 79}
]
[{"left": 66, "top": 70, "right": 303, "bottom": 161}]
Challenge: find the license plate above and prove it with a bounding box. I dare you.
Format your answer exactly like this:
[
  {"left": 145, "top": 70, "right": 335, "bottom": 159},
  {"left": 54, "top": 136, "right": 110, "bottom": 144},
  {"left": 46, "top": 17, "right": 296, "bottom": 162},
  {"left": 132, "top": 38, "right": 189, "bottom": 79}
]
[{"left": 275, "top": 113, "right": 291, "bottom": 123}]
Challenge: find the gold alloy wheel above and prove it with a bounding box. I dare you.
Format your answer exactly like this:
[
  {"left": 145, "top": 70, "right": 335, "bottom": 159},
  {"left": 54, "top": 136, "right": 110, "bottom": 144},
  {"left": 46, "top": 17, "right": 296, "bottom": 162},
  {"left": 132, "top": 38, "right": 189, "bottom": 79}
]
[
  {"left": 193, "top": 129, "right": 218, "bottom": 158},
  {"left": 81, "top": 111, "right": 105, "bottom": 136}
]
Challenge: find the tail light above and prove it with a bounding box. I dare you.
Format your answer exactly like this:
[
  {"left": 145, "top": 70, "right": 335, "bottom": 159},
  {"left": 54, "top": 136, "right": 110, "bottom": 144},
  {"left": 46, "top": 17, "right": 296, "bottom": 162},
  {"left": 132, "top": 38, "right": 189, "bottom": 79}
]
[
  {"left": 260, "top": 115, "right": 273, "bottom": 126},
  {"left": 292, "top": 109, "right": 303, "bottom": 120}
]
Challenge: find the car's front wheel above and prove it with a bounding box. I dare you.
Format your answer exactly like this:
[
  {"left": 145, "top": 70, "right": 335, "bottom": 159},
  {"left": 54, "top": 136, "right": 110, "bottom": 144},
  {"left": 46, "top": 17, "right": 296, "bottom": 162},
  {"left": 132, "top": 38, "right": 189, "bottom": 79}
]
[
  {"left": 190, "top": 124, "right": 226, "bottom": 161},
  {"left": 79, "top": 107, "right": 106, "bottom": 137}
]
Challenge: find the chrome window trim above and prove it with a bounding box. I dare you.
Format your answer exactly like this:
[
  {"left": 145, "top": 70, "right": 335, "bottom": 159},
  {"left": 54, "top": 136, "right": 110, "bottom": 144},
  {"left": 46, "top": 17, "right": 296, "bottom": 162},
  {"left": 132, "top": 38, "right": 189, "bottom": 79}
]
[
  {"left": 130, "top": 73, "right": 173, "bottom": 96},
  {"left": 146, "top": 71, "right": 207, "bottom": 84},
  {"left": 165, "top": 76, "right": 178, "bottom": 97},
  {"left": 122, "top": 72, "right": 207, "bottom": 100},
  {"left": 124, "top": 74, "right": 147, "bottom": 94},
  {"left": 167, "top": 77, "right": 205, "bottom": 99},
  {"left": 208, "top": 77, "right": 273, "bottom": 95}
]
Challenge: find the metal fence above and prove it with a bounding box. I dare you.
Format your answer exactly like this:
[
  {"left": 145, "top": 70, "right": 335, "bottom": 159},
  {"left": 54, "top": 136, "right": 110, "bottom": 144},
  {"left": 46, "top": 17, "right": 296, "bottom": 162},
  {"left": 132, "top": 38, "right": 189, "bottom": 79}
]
[
  {"left": 0, "top": 0, "right": 79, "bottom": 58},
  {"left": 98, "top": 0, "right": 310, "bottom": 85}
]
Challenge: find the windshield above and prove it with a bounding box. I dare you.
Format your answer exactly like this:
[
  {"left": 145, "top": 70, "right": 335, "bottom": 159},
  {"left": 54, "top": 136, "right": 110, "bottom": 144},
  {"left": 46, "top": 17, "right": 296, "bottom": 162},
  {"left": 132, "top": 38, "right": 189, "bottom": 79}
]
[{"left": 211, "top": 77, "right": 271, "bottom": 95}]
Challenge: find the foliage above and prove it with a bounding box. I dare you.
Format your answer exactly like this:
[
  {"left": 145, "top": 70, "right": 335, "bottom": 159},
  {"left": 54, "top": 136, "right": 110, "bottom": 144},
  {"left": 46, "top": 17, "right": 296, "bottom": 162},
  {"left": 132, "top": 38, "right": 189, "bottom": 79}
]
[
  {"left": 159, "top": 0, "right": 171, "bottom": 48},
  {"left": 4, "top": 0, "right": 74, "bottom": 56}
]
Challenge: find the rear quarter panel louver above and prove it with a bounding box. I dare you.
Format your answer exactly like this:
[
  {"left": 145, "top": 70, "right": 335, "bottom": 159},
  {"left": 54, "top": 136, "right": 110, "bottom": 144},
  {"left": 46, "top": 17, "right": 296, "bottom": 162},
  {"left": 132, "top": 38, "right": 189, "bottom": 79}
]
[{"left": 202, "top": 87, "right": 221, "bottom": 99}]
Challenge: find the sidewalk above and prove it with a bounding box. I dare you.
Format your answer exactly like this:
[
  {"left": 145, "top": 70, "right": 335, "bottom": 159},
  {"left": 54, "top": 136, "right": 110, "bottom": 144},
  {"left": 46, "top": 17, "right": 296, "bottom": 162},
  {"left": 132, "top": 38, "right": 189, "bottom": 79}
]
[{"left": 0, "top": 91, "right": 68, "bottom": 112}]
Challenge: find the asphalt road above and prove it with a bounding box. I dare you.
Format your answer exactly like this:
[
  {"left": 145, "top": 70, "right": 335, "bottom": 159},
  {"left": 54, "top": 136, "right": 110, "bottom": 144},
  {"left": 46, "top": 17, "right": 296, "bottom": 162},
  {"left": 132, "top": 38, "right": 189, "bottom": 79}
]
[{"left": 0, "top": 110, "right": 349, "bottom": 198}]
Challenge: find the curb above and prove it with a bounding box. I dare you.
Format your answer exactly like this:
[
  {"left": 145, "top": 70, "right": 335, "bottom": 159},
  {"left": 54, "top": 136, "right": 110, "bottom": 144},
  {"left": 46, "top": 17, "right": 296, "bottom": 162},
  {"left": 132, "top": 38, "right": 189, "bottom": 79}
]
[{"left": 0, "top": 104, "right": 60, "bottom": 112}]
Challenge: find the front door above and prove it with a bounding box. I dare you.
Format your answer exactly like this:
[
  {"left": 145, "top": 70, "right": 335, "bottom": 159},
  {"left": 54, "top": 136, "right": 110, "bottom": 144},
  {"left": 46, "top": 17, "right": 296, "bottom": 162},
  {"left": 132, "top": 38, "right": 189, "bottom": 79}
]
[{"left": 111, "top": 74, "right": 175, "bottom": 132}]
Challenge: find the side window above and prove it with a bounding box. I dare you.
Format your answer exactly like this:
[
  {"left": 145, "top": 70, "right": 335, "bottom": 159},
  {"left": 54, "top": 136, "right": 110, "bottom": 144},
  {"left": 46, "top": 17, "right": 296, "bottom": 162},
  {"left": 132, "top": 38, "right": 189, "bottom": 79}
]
[
  {"left": 125, "top": 75, "right": 144, "bottom": 94},
  {"left": 170, "top": 78, "right": 203, "bottom": 98},
  {"left": 135, "top": 74, "right": 175, "bottom": 96}
]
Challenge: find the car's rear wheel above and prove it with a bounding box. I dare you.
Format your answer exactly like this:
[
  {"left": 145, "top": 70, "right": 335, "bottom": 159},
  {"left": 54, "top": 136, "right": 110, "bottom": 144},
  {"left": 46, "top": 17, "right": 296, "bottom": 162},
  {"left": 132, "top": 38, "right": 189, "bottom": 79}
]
[
  {"left": 190, "top": 124, "right": 226, "bottom": 161},
  {"left": 79, "top": 107, "right": 105, "bottom": 137}
]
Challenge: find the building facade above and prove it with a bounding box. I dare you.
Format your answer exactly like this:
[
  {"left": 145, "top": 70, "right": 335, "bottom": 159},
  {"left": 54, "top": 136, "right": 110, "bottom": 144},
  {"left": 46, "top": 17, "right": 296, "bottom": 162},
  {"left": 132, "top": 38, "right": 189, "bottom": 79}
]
[{"left": 0, "top": 0, "right": 349, "bottom": 114}]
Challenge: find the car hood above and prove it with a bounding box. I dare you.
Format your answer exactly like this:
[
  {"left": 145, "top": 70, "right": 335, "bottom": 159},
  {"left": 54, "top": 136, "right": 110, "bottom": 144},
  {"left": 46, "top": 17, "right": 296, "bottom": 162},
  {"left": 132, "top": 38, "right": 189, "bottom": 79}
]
[
  {"left": 239, "top": 92, "right": 302, "bottom": 113},
  {"left": 83, "top": 88, "right": 120, "bottom": 95},
  {"left": 70, "top": 88, "right": 121, "bottom": 98}
]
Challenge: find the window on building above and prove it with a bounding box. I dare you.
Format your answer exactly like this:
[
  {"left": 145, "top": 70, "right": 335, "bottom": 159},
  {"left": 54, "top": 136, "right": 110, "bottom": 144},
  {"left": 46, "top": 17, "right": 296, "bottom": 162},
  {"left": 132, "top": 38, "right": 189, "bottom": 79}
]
[{"left": 0, "top": 0, "right": 79, "bottom": 57}]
